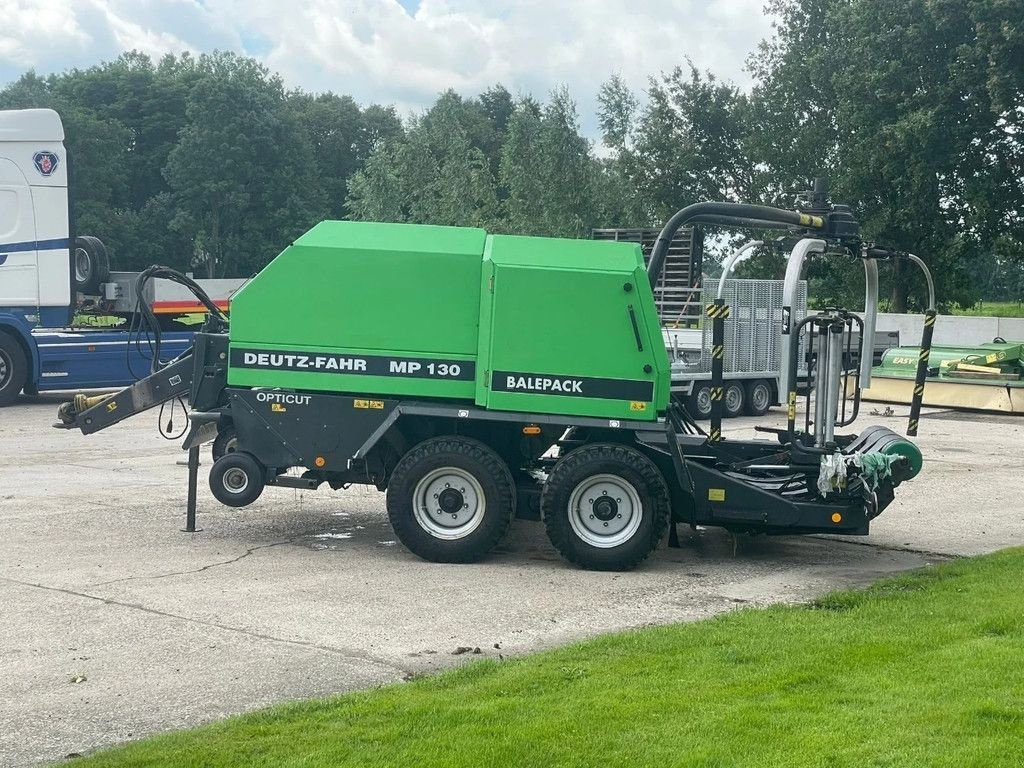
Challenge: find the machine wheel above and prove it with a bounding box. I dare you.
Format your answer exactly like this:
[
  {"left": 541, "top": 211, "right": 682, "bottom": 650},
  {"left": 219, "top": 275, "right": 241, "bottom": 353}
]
[
  {"left": 745, "top": 379, "right": 772, "bottom": 416},
  {"left": 689, "top": 384, "right": 713, "bottom": 419},
  {"left": 212, "top": 425, "right": 239, "bottom": 460},
  {"left": 541, "top": 443, "right": 669, "bottom": 571},
  {"left": 0, "top": 332, "right": 28, "bottom": 407},
  {"left": 386, "top": 436, "right": 516, "bottom": 563},
  {"left": 723, "top": 382, "right": 745, "bottom": 418},
  {"left": 73, "top": 236, "right": 111, "bottom": 295},
  {"left": 210, "top": 452, "right": 265, "bottom": 507}
]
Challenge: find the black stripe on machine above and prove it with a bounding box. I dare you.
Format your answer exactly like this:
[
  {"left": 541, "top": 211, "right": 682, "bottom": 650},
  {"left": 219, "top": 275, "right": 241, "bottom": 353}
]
[
  {"left": 492, "top": 371, "right": 654, "bottom": 400},
  {"left": 231, "top": 348, "right": 475, "bottom": 381}
]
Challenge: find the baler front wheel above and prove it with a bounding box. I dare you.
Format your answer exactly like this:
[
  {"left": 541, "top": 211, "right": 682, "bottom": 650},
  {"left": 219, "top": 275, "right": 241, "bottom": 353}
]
[
  {"left": 210, "top": 452, "right": 265, "bottom": 507},
  {"left": 541, "top": 443, "right": 669, "bottom": 571},
  {"left": 386, "top": 437, "right": 515, "bottom": 563}
]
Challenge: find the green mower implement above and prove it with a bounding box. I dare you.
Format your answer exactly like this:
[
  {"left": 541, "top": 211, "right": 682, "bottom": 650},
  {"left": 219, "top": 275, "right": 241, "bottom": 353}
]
[{"left": 57, "top": 180, "right": 932, "bottom": 571}]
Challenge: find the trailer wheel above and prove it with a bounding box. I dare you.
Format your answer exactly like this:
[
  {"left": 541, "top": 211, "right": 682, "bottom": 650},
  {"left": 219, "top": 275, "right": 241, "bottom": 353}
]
[
  {"left": 541, "top": 443, "right": 669, "bottom": 571},
  {"left": 73, "top": 236, "right": 111, "bottom": 295},
  {"left": 212, "top": 425, "right": 239, "bottom": 460},
  {"left": 386, "top": 437, "right": 515, "bottom": 563},
  {"left": 745, "top": 379, "right": 772, "bottom": 416},
  {"left": 210, "top": 452, "right": 265, "bottom": 507},
  {"left": 724, "top": 382, "right": 745, "bottom": 418},
  {"left": 689, "top": 384, "right": 713, "bottom": 419},
  {"left": 0, "top": 332, "right": 28, "bottom": 407}
]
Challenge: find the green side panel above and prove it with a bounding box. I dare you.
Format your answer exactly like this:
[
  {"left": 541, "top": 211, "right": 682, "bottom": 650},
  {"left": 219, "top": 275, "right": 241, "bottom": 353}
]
[
  {"left": 877, "top": 343, "right": 1024, "bottom": 379},
  {"left": 476, "top": 234, "right": 669, "bottom": 421},
  {"left": 228, "top": 221, "right": 485, "bottom": 398}
]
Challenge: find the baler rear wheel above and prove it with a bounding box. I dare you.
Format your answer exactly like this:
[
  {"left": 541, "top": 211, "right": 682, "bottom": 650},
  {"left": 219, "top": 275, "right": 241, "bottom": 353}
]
[
  {"left": 386, "top": 436, "right": 515, "bottom": 563},
  {"left": 212, "top": 425, "right": 239, "bottom": 460},
  {"left": 541, "top": 443, "right": 669, "bottom": 571}
]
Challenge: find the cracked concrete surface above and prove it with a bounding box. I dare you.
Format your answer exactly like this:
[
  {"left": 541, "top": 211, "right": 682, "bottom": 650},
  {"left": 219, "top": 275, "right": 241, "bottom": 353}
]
[{"left": 1, "top": 394, "right": 1022, "bottom": 766}]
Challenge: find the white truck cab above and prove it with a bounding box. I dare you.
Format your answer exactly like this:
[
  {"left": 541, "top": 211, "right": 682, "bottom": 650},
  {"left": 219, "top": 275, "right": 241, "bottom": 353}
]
[{"left": 0, "top": 108, "right": 73, "bottom": 327}]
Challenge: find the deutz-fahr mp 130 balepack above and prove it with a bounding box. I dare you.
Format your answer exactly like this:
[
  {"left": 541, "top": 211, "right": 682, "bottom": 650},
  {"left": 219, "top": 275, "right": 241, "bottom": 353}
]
[{"left": 59, "top": 179, "right": 935, "bottom": 571}]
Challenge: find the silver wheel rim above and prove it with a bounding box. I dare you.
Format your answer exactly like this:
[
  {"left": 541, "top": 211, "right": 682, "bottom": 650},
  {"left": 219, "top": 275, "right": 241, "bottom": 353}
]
[
  {"left": 751, "top": 383, "right": 770, "bottom": 412},
  {"left": 0, "top": 349, "right": 9, "bottom": 388},
  {"left": 412, "top": 467, "right": 485, "bottom": 540},
  {"left": 726, "top": 385, "right": 743, "bottom": 414},
  {"left": 223, "top": 467, "right": 249, "bottom": 494},
  {"left": 74, "top": 248, "right": 90, "bottom": 283},
  {"left": 567, "top": 473, "right": 643, "bottom": 549},
  {"left": 696, "top": 388, "right": 711, "bottom": 416}
]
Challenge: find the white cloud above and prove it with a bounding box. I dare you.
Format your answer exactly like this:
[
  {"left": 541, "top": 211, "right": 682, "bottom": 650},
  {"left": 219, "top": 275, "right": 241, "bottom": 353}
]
[{"left": 0, "top": 0, "right": 775, "bottom": 132}]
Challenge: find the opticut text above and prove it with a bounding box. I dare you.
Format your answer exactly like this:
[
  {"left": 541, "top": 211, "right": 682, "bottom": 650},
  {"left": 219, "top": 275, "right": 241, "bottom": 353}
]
[
  {"left": 243, "top": 352, "right": 366, "bottom": 371},
  {"left": 255, "top": 392, "right": 311, "bottom": 405},
  {"left": 505, "top": 375, "right": 583, "bottom": 394}
]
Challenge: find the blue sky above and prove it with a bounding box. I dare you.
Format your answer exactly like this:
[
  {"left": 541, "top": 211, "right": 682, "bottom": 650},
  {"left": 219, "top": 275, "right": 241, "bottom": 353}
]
[{"left": 1, "top": 1, "right": 775, "bottom": 135}]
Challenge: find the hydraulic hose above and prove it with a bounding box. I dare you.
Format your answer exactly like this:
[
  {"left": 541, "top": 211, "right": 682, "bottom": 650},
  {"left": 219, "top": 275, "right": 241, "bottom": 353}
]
[{"left": 647, "top": 202, "right": 825, "bottom": 289}]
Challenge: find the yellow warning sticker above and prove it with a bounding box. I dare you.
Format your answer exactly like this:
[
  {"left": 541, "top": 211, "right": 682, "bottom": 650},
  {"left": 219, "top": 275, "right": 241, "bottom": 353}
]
[
  {"left": 271, "top": 403, "right": 286, "bottom": 413},
  {"left": 708, "top": 488, "right": 726, "bottom": 502},
  {"left": 354, "top": 399, "right": 385, "bottom": 409},
  {"left": 106, "top": 401, "right": 118, "bottom": 413},
  {"left": 787, "top": 391, "right": 796, "bottom": 421},
  {"left": 630, "top": 401, "right": 648, "bottom": 411}
]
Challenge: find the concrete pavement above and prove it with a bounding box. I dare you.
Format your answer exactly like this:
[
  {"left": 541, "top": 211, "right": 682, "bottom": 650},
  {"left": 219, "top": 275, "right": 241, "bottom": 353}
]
[{"left": 1, "top": 394, "right": 1021, "bottom": 765}]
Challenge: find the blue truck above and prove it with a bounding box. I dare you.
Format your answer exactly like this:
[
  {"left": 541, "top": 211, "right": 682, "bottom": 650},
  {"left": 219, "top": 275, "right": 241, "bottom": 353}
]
[{"left": 0, "top": 108, "right": 239, "bottom": 405}]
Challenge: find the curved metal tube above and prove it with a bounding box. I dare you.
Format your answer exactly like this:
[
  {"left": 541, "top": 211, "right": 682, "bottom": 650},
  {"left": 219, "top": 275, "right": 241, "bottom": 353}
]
[
  {"left": 860, "top": 257, "right": 879, "bottom": 388},
  {"left": 907, "top": 253, "right": 936, "bottom": 310},
  {"left": 717, "top": 241, "right": 764, "bottom": 299},
  {"left": 778, "top": 238, "right": 827, "bottom": 399},
  {"left": 647, "top": 202, "right": 824, "bottom": 288}
]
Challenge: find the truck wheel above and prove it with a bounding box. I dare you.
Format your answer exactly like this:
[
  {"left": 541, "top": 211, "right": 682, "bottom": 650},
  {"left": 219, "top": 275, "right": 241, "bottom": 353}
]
[
  {"left": 386, "top": 436, "right": 516, "bottom": 563},
  {"left": 541, "top": 443, "right": 669, "bottom": 571},
  {"left": 724, "top": 382, "right": 745, "bottom": 418},
  {"left": 210, "top": 452, "right": 265, "bottom": 507},
  {"left": 745, "top": 379, "right": 772, "bottom": 416},
  {"left": 689, "top": 384, "right": 713, "bottom": 419},
  {"left": 73, "top": 235, "right": 111, "bottom": 295},
  {"left": 212, "top": 425, "right": 238, "bottom": 460},
  {"left": 0, "top": 332, "right": 28, "bottom": 407}
]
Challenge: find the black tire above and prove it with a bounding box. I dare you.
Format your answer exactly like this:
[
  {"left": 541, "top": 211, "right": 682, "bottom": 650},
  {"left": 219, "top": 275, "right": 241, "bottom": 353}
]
[
  {"left": 209, "top": 452, "right": 265, "bottom": 507},
  {"left": 386, "top": 436, "right": 516, "bottom": 564},
  {"left": 0, "top": 331, "right": 28, "bottom": 407},
  {"left": 212, "top": 425, "right": 239, "bottom": 460},
  {"left": 541, "top": 443, "right": 670, "bottom": 571},
  {"left": 744, "top": 379, "right": 772, "bottom": 416},
  {"left": 73, "top": 235, "right": 111, "bottom": 295},
  {"left": 723, "top": 382, "right": 745, "bottom": 418},
  {"left": 689, "top": 384, "right": 713, "bottom": 419}
]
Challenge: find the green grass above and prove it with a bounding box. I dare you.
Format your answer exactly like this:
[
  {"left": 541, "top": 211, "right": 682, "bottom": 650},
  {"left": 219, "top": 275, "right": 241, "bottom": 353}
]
[
  {"left": 79, "top": 550, "right": 1024, "bottom": 767},
  {"left": 950, "top": 300, "right": 1024, "bottom": 318}
]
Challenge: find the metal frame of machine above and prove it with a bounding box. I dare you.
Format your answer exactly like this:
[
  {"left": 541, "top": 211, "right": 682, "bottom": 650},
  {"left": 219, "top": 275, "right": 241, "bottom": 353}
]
[{"left": 58, "top": 181, "right": 934, "bottom": 572}]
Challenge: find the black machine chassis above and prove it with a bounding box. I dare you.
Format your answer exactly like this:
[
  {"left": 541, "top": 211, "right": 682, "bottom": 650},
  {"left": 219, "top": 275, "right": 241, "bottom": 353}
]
[{"left": 197, "top": 385, "right": 896, "bottom": 538}]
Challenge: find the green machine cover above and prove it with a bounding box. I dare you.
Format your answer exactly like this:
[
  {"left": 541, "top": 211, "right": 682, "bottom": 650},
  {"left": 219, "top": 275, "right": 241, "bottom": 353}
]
[{"left": 227, "top": 221, "right": 669, "bottom": 420}]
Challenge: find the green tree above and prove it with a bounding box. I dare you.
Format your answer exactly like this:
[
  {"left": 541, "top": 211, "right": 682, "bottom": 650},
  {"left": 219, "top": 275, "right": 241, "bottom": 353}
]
[{"left": 163, "top": 52, "right": 323, "bottom": 277}]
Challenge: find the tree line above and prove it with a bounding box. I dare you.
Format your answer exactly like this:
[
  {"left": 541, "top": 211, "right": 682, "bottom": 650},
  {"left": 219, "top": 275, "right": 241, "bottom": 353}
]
[{"left": 1, "top": 0, "right": 1020, "bottom": 311}]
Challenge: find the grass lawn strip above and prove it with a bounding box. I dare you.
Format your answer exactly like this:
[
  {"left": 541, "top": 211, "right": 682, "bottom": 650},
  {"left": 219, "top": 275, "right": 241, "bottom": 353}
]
[{"left": 77, "top": 548, "right": 1024, "bottom": 767}]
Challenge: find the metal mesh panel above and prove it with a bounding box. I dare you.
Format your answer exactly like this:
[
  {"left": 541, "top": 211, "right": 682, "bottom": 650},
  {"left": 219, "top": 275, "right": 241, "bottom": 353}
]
[{"left": 699, "top": 279, "right": 808, "bottom": 375}]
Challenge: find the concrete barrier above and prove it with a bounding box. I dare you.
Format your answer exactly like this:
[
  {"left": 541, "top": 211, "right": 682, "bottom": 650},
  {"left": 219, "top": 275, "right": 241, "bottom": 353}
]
[{"left": 875, "top": 313, "right": 1024, "bottom": 346}]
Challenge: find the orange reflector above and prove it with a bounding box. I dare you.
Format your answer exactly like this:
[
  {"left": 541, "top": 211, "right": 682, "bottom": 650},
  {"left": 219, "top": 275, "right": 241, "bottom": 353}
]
[
  {"left": 831, "top": 513, "right": 842, "bottom": 524},
  {"left": 314, "top": 456, "right": 326, "bottom": 468},
  {"left": 522, "top": 425, "right": 541, "bottom": 436}
]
